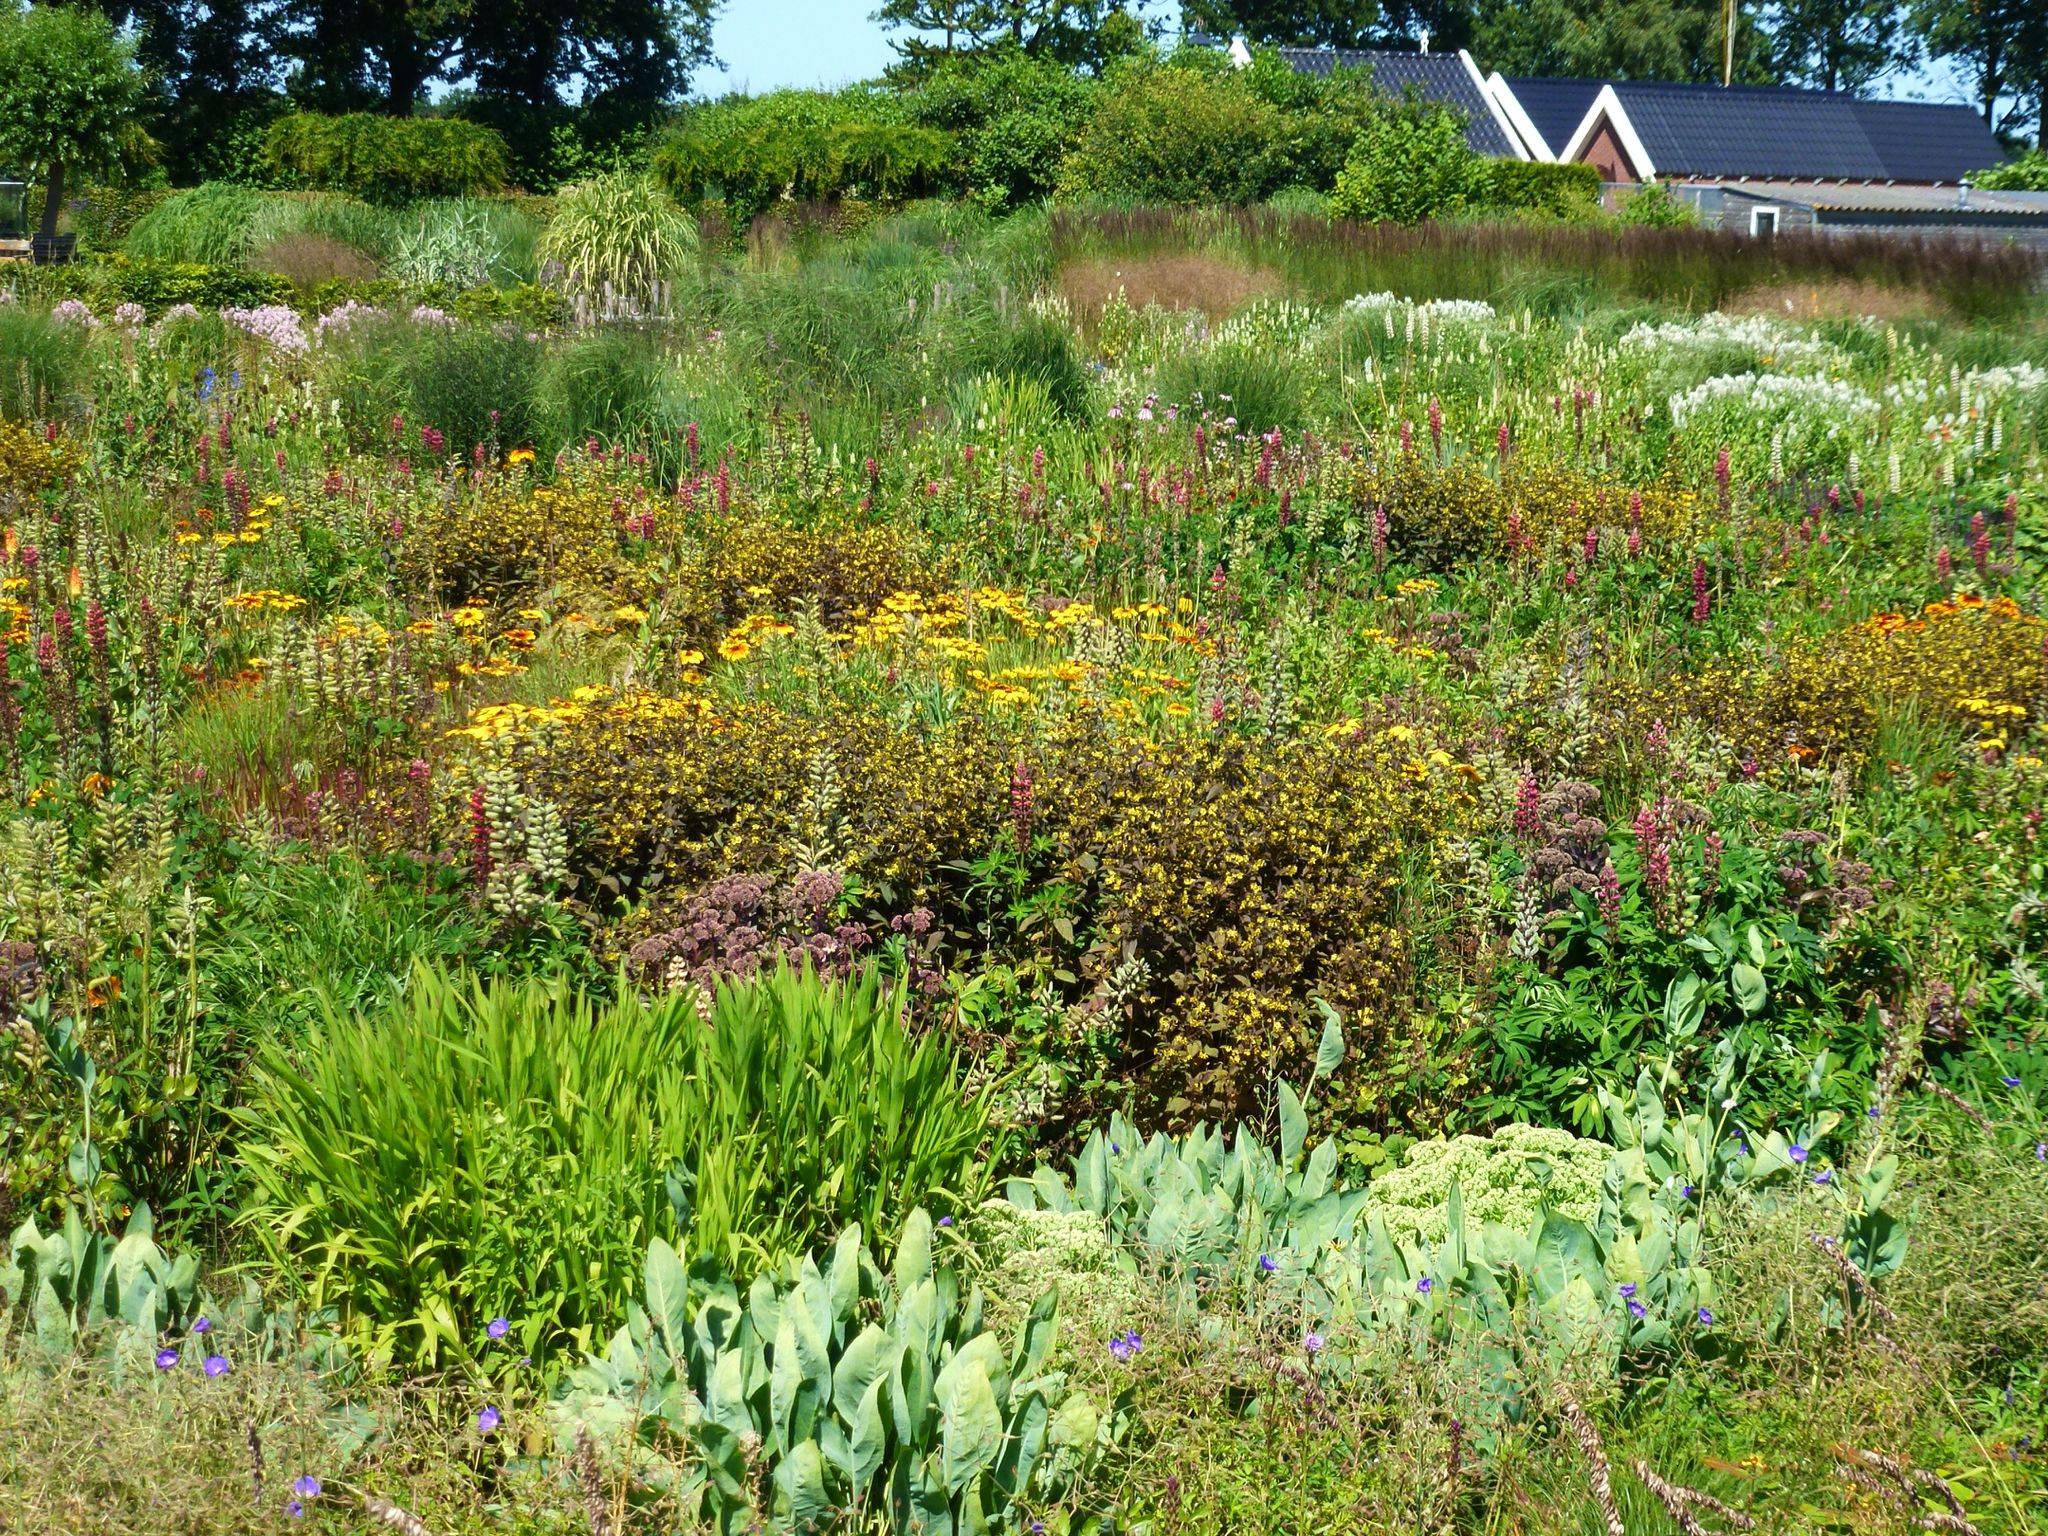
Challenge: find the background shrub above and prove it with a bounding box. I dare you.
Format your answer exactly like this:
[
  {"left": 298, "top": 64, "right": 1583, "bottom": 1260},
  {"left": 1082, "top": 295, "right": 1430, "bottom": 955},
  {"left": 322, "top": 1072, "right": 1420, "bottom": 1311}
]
[
  {"left": 237, "top": 962, "right": 999, "bottom": 1365},
  {"left": 0, "top": 306, "right": 83, "bottom": 421},
  {"left": 1055, "top": 59, "right": 1286, "bottom": 207},
  {"left": 1474, "top": 159, "right": 1603, "bottom": 220},
  {"left": 654, "top": 90, "right": 955, "bottom": 226},
  {"left": 1329, "top": 103, "right": 1481, "bottom": 225},
  {"left": 264, "top": 112, "right": 512, "bottom": 201}
]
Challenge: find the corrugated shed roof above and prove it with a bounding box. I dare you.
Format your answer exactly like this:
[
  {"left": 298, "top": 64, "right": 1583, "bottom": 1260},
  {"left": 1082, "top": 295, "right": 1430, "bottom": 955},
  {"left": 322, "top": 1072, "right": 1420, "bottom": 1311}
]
[
  {"left": 1502, "top": 77, "right": 1604, "bottom": 157},
  {"left": 1274, "top": 48, "right": 1518, "bottom": 156},
  {"left": 1602, "top": 81, "right": 2005, "bottom": 182},
  {"left": 1704, "top": 179, "right": 2048, "bottom": 215}
]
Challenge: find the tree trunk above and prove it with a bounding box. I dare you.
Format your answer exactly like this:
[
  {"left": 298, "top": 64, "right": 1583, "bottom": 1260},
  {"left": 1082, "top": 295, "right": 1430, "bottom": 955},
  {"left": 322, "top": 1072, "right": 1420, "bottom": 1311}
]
[{"left": 38, "top": 159, "right": 62, "bottom": 244}]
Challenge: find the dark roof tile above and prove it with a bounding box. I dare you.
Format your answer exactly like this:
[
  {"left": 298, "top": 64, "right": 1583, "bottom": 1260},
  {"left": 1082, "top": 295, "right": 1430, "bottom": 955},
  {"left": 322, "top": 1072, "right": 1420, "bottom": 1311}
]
[
  {"left": 1272, "top": 48, "right": 1518, "bottom": 156},
  {"left": 1501, "top": 77, "right": 1604, "bottom": 157}
]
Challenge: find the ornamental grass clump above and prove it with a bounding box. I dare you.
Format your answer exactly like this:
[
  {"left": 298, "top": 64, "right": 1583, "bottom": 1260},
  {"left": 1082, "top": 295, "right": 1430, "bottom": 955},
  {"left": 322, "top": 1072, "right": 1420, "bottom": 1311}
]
[
  {"left": 237, "top": 962, "right": 1000, "bottom": 1367},
  {"left": 535, "top": 172, "right": 698, "bottom": 320}
]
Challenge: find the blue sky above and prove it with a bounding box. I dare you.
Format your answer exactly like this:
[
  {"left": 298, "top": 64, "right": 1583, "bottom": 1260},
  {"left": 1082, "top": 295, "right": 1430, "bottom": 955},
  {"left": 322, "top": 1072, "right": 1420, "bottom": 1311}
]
[
  {"left": 699, "top": 0, "right": 903, "bottom": 94},
  {"left": 695, "top": 0, "right": 1972, "bottom": 107}
]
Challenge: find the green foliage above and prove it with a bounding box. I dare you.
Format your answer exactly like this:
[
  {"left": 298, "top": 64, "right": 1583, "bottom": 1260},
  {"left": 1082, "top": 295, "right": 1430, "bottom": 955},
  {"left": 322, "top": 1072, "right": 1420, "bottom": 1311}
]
[
  {"left": 0, "top": 304, "right": 83, "bottom": 421},
  {"left": 1474, "top": 159, "right": 1605, "bottom": 220},
  {"left": 654, "top": 91, "right": 956, "bottom": 226},
  {"left": 388, "top": 198, "right": 539, "bottom": 289},
  {"left": 1329, "top": 103, "right": 1481, "bottom": 225},
  {"left": 1614, "top": 181, "right": 1701, "bottom": 227},
  {"left": 0, "top": 1204, "right": 199, "bottom": 1361},
  {"left": 125, "top": 183, "right": 268, "bottom": 267},
  {"left": 898, "top": 54, "right": 1096, "bottom": 211},
  {"left": 554, "top": 1214, "right": 1120, "bottom": 1535},
  {"left": 1054, "top": 59, "right": 1287, "bottom": 206},
  {"left": 264, "top": 113, "right": 512, "bottom": 201},
  {"left": 535, "top": 171, "right": 698, "bottom": 315},
  {"left": 0, "top": 5, "right": 148, "bottom": 236},
  {"left": 1971, "top": 150, "right": 2048, "bottom": 191},
  {"left": 236, "top": 963, "right": 999, "bottom": 1366}
]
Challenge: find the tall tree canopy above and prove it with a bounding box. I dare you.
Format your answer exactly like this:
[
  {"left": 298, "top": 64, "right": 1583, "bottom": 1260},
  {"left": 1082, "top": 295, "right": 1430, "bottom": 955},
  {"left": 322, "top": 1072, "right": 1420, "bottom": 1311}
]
[
  {"left": 0, "top": 4, "right": 148, "bottom": 240},
  {"left": 874, "top": 0, "right": 1156, "bottom": 71}
]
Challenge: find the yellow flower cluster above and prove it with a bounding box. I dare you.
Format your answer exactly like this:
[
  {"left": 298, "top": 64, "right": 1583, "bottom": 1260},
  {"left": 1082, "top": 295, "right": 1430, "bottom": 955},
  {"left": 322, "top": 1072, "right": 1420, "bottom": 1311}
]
[
  {"left": 1349, "top": 454, "right": 1700, "bottom": 562},
  {"left": 0, "top": 422, "right": 80, "bottom": 503}
]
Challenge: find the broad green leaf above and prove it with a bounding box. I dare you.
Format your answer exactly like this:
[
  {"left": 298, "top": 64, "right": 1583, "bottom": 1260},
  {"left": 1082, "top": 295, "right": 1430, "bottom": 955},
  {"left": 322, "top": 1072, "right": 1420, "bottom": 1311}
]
[
  {"left": 937, "top": 1357, "right": 1004, "bottom": 1496},
  {"left": 644, "top": 1238, "right": 690, "bottom": 1346}
]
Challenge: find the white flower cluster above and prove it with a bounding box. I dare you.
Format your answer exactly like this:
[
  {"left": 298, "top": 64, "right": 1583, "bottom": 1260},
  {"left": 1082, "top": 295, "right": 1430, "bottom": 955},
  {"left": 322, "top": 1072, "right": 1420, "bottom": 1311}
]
[
  {"left": 1211, "top": 297, "right": 1325, "bottom": 348},
  {"left": 1620, "top": 311, "right": 1835, "bottom": 368},
  {"left": 1668, "top": 371, "right": 1877, "bottom": 432},
  {"left": 1342, "top": 291, "right": 1496, "bottom": 327}
]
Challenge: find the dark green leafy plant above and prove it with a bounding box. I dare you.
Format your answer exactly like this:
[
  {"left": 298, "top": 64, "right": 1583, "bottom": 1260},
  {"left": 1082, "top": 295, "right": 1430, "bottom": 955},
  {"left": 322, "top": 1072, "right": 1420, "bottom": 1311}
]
[{"left": 264, "top": 113, "right": 511, "bottom": 201}]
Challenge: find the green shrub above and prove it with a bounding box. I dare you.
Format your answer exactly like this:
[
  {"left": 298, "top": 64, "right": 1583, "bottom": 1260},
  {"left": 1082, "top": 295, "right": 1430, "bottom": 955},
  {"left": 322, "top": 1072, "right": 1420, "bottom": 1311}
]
[
  {"left": 654, "top": 90, "right": 955, "bottom": 225},
  {"left": 89, "top": 258, "right": 293, "bottom": 313},
  {"left": 899, "top": 54, "right": 1095, "bottom": 211},
  {"left": 1155, "top": 338, "right": 1316, "bottom": 433},
  {"left": 1054, "top": 59, "right": 1286, "bottom": 206},
  {"left": 535, "top": 171, "right": 697, "bottom": 316},
  {"left": 125, "top": 182, "right": 267, "bottom": 266},
  {"left": 1329, "top": 103, "right": 1481, "bottom": 225},
  {"left": 264, "top": 112, "right": 511, "bottom": 201},
  {"left": 388, "top": 197, "right": 540, "bottom": 290},
  {"left": 236, "top": 963, "right": 1000, "bottom": 1366},
  {"left": 1474, "top": 160, "right": 1603, "bottom": 220},
  {"left": 1969, "top": 149, "right": 2048, "bottom": 191},
  {"left": 1366, "top": 1123, "right": 1612, "bottom": 1242},
  {"left": 1614, "top": 181, "right": 1699, "bottom": 228}
]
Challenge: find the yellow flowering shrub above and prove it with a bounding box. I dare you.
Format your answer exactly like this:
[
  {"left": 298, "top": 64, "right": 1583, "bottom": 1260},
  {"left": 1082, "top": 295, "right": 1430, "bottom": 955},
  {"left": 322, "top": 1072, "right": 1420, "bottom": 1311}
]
[
  {"left": 1033, "top": 717, "right": 1465, "bottom": 1125},
  {"left": 664, "top": 517, "right": 935, "bottom": 640},
  {"left": 0, "top": 422, "right": 80, "bottom": 506},
  {"left": 523, "top": 693, "right": 1008, "bottom": 901},
  {"left": 399, "top": 468, "right": 631, "bottom": 604},
  {"left": 1348, "top": 453, "right": 1699, "bottom": 562}
]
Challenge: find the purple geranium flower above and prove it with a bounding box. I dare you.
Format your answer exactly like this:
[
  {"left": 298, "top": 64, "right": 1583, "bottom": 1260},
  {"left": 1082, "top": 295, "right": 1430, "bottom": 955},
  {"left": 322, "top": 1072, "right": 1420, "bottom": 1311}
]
[
  {"left": 1107, "top": 1329, "right": 1143, "bottom": 1362},
  {"left": 1627, "top": 1299, "right": 1647, "bottom": 1319},
  {"left": 476, "top": 1406, "right": 502, "bottom": 1433},
  {"left": 202, "top": 1354, "right": 229, "bottom": 1377},
  {"left": 191, "top": 1316, "right": 212, "bottom": 1335},
  {"left": 291, "top": 1475, "right": 321, "bottom": 1498},
  {"left": 486, "top": 1316, "right": 510, "bottom": 1341},
  {"left": 154, "top": 1348, "right": 179, "bottom": 1370},
  {"left": 1698, "top": 1307, "right": 1714, "bottom": 1325},
  {"left": 1416, "top": 1276, "right": 1433, "bottom": 1294},
  {"left": 1788, "top": 1144, "right": 1808, "bottom": 1164},
  {"left": 1259, "top": 1253, "right": 1277, "bottom": 1274}
]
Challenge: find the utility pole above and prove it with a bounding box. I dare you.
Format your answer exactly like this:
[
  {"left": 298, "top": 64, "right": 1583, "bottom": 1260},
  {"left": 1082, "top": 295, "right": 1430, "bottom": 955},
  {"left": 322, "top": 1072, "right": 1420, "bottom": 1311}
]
[{"left": 1723, "top": 0, "right": 1736, "bottom": 85}]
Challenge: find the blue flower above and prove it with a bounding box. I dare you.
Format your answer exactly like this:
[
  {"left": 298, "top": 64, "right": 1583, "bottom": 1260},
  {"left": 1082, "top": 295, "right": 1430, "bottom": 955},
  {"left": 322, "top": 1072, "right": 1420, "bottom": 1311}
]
[
  {"left": 1617, "top": 1282, "right": 1637, "bottom": 1299},
  {"left": 1107, "top": 1329, "right": 1143, "bottom": 1362},
  {"left": 154, "top": 1347, "right": 179, "bottom": 1370},
  {"left": 1788, "top": 1144, "right": 1808, "bottom": 1164},
  {"left": 198, "top": 367, "right": 216, "bottom": 401},
  {"left": 1697, "top": 1307, "right": 1714, "bottom": 1325},
  {"left": 1626, "top": 1299, "right": 1647, "bottom": 1319},
  {"left": 1814, "top": 1169, "right": 1833, "bottom": 1185},
  {"left": 1416, "top": 1276, "right": 1433, "bottom": 1295},
  {"left": 2001, "top": 1076, "right": 2022, "bottom": 1088},
  {"left": 486, "top": 1316, "right": 510, "bottom": 1341},
  {"left": 476, "top": 1406, "right": 502, "bottom": 1433},
  {"left": 287, "top": 1501, "right": 304, "bottom": 1519},
  {"left": 291, "top": 1475, "right": 321, "bottom": 1499},
  {"left": 938, "top": 1216, "right": 954, "bottom": 1228},
  {"left": 202, "top": 1354, "right": 229, "bottom": 1377},
  {"left": 1258, "top": 1253, "right": 1277, "bottom": 1274},
  {"left": 1681, "top": 1184, "right": 1697, "bottom": 1200},
  {"left": 1303, "top": 1331, "right": 1324, "bottom": 1355},
  {"left": 191, "top": 1316, "right": 213, "bottom": 1335},
  {"left": 2037, "top": 1142, "right": 2046, "bottom": 1162}
]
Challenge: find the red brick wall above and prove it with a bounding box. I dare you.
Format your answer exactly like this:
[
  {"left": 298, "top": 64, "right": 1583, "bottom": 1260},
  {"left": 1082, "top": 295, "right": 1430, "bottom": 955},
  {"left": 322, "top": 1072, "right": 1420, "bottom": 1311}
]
[{"left": 1577, "top": 117, "right": 1638, "bottom": 183}]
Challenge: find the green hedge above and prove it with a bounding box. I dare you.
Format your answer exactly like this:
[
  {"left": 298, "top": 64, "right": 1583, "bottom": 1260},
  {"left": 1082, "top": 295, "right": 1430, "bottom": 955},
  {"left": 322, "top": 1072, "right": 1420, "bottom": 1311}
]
[
  {"left": 653, "top": 92, "right": 955, "bottom": 225},
  {"left": 20, "top": 256, "right": 293, "bottom": 313},
  {"left": 265, "top": 113, "right": 512, "bottom": 201},
  {"left": 1475, "top": 160, "right": 1603, "bottom": 219}
]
